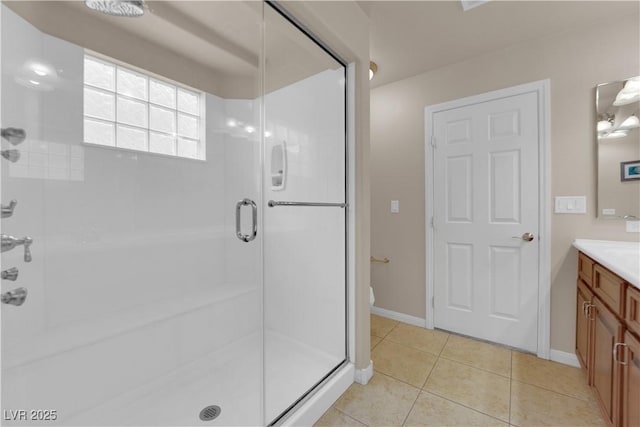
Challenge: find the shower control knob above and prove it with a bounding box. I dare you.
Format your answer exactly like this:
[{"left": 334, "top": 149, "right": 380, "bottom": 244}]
[
  {"left": 1, "top": 287, "right": 27, "bottom": 306},
  {"left": 1, "top": 127, "right": 26, "bottom": 145},
  {"left": 1, "top": 267, "right": 19, "bottom": 281},
  {"left": 24, "top": 237, "right": 33, "bottom": 262},
  {"left": 1, "top": 234, "right": 34, "bottom": 262},
  {"left": 1, "top": 149, "right": 20, "bottom": 163},
  {"left": 1, "top": 200, "right": 17, "bottom": 218}
]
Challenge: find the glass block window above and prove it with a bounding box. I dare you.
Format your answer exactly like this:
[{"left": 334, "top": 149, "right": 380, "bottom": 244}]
[{"left": 83, "top": 54, "right": 205, "bottom": 160}]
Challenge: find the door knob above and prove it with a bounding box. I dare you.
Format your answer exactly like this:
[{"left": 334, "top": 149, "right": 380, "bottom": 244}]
[{"left": 512, "top": 232, "right": 535, "bottom": 242}]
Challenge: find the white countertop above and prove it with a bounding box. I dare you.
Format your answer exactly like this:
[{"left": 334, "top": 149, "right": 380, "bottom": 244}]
[{"left": 573, "top": 239, "right": 640, "bottom": 289}]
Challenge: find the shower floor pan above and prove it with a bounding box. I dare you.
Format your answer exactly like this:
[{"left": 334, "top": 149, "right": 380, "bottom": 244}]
[{"left": 61, "top": 332, "right": 340, "bottom": 426}]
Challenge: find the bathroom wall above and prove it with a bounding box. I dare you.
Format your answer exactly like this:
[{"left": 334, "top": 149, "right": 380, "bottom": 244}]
[{"left": 370, "top": 12, "right": 639, "bottom": 354}]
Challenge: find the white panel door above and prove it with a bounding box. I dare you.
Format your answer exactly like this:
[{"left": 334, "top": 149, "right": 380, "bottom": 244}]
[{"left": 433, "top": 92, "right": 539, "bottom": 352}]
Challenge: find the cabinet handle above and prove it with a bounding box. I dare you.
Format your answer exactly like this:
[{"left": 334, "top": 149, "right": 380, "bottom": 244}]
[
  {"left": 586, "top": 303, "right": 595, "bottom": 320},
  {"left": 613, "top": 342, "right": 628, "bottom": 365},
  {"left": 582, "top": 301, "right": 589, "bottom": 317}
]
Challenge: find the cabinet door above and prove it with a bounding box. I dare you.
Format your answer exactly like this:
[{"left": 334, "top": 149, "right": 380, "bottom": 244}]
[
  {"left": 579, "top": 252, "right": 595, "bottom": 287},
  {"left": 623, "top": 331, "right": 640, "bottom": 427},
  {"left": 593, "top": 264, "right": 626, "bottom": 318},
  {"left": 577, "top": 279, "right": 593, "bottom": 377},
  {"left": 593, "top": 298, "right": 624, "bottom": 426},
  {"left": 626, "top": 286, "right": 640, "bottom": 337}
]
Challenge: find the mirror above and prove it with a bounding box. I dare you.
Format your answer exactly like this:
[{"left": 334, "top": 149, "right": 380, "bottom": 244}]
[{"left": 596, "top": 76, "right": 640, "bottom": 219}]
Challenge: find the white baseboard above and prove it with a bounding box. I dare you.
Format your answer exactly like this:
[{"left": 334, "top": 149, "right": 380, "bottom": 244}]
[
  {"left": 549, "top": 349, "right": 580, "bottom": 368},
  {"left": 371, "top": 306, "right": 426, "bottom": 328},
  {"left": 354, "top": 360, "right": 373, "bottom": 385}
]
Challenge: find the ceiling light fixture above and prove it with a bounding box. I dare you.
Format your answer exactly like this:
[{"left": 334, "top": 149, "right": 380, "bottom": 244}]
[
  {"left": 369, "top": 61, "right": 378, "bottom": 81},
  {"left": 85, "top": 0, "right": 145, "bottom": 17}
]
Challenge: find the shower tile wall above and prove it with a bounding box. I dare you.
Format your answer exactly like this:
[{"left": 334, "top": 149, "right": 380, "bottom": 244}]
[
  {"left": 263, "top": 68, "right": 346, "bottom": 419},
  {"left": 1, "top": 7, "right": 261, "bottom": 425}
]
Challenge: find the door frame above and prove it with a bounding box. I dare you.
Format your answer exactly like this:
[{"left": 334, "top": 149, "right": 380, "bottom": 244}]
[{"left": 424, "top": 80, "right": 551, "bottom": 359}]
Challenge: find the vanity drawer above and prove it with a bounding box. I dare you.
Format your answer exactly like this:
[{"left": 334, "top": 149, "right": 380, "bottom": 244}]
[
  {"left": 578, "top": 252, "right": 595, "bottom": 287},
  {"left": 626, "top": 286, "right": 640, "bottom": 337},
  {"left": 593, "top": 264, "right": 626, "bottom": 318}
]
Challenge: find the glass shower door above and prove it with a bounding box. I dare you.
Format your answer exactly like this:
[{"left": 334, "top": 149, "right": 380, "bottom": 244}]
[
  {"left": 263, "top": 5, "right": 347, "bottom": 423},
  {"left": 1, "top": 2, "right": 264, "bottom": 425}
]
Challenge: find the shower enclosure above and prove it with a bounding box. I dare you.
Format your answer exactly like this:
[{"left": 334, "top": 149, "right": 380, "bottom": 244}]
[{"left": 0, "top": 1, "right": 349, "bottom": 425}]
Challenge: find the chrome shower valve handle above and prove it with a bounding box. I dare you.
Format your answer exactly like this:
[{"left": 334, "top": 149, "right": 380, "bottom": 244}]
[
  {"left": 1, "top": 200, "right": 18, "bottom": 218},
  {"left": 1, "top": 127, "right": 26, "bottom": 145},
  {"left": 1, "top": 287, "right": 27, "bottom": 306},
  {"left": 1, "top": 149, "right": 20, "bottom": 163},
  {"left": 1, "top": 234, "right": 34, "bottom": 262},
  {"left": 1, "top": 267, "right": 19, "bottom": 281},
  {"left": 23, "top": 237, "right": 33, "bottom": 262}
]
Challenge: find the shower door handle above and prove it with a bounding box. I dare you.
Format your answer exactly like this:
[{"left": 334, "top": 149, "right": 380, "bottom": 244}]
[{"left": 235, "top": 199, "right": 257, "bottom": 243}]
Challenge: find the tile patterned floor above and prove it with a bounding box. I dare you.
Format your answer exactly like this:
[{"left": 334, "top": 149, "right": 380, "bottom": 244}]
[{"left": 315, "top": 314, "right": 606, "bottom": 427}]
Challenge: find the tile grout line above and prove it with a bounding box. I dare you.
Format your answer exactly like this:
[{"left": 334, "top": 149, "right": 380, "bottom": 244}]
[
  {"left": 382, "top": 336, "right": 450, "bottom": 359},
  {"left": 418, "top": 333, "right": 451, "bottom": 391},
  {"left": 371, "top": 364, "right": 429, "bottom": 391},
  {"left": 423, "top": 338, "right": 511, "bottom": 425},
  {"left": 510, "top": 378, "right": 595, "bottom": 403},
  {"left": 436, "top": 332, "right": 451, "bottom": 357},
  {"left": 332, "top": 406, "right": 369, "bottom": 427},
  {"left": 421, "top": 387, "right": 510, "bottom": 424},
  {"left": 400, "top": 385, "right": 422, "bottom": 427},
  {"left": 437, "top": 353, "right": 511, "bottom": 379}
]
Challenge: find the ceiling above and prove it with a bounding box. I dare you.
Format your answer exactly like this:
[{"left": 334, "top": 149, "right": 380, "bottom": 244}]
[
  {"left": 363, "top": 1, "right": 640, "bottom": 88},
  {"left": 7, "top": 1, "right": 638, "bottom": 94},
  {"left": 5, "top": 1, "right": 339, "bottom": 98}
]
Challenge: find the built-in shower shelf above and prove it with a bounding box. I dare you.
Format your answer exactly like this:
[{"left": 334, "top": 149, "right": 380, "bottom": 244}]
[{"left": 3, "top": 283, "right": 259, "bottom": 369}]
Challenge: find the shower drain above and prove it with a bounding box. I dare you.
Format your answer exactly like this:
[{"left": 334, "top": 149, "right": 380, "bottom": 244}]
[{"left": 199, "top": 405, "right": 221, "bottom": 422}]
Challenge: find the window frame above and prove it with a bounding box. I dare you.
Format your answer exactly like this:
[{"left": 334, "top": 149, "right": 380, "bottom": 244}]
[{"left": 83, "top": 52, "right": 206, "bottom": 161}]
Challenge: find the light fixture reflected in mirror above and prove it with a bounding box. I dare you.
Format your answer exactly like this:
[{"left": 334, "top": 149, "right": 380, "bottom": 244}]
[
  {"left": 613, "top": 76, "right": 640, "bottom": 106},
  {"left": 620, "top": 114, "right": 640, "bottom": 129},
  {"left": 597, "top": 113, "right": 614, "bottom": 132},
  {"left": 369, "top": 61, "right": 378, "bottom": 81},
  {"left": 601, "top": 129, "right": 629, "bottom": 139}
]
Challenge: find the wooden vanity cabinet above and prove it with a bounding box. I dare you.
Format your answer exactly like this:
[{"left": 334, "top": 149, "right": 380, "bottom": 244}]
[
  {"left": 576, "top": 279, "right": 594, "bottom": 377},
  {"left": 575, "top": 251, "right": 638, "bottom": 427},
  {"left": 622, "top": 331, "right": 640, "bottom": 427},
  {"left": 579, "top": 252, "right": 595, "bottom": 285},
  {"left": 626, "top": 286, "right": 640, "bottom": 337},
  {"left": 594, "top": 264, "right": 626, "bottom": 318},
  {"left": 592, "top": 297, "right": 623, "bottom": 427}
]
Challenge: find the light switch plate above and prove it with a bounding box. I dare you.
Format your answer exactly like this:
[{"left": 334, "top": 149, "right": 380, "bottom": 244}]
[
  {"left": 626, "top": 220, "right": 640, "bottom": 233},
  {"left": 555, "top": 196, "right": 587, "bottom": 214},
  {"left": 391, "top": 200, "right": 399, "bottom": 214}
]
